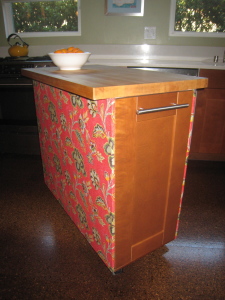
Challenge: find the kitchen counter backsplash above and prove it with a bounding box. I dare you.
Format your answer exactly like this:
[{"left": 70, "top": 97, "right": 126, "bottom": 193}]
[{"left": 0, "top": 44, "right": 224, "bottom": 70}]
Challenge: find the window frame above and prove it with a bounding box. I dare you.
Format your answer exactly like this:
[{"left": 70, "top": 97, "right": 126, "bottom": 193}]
[
  {"left": 169, "top": 0, "right": 225, "bottom": 38},
  {"left": 2, "top": 0, "right": 81, "bottom": 37}
]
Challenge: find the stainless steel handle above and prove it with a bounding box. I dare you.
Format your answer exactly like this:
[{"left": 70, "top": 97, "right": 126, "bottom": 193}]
[{"left": 137, "top": 103, "right": 189, "bottom": 115}]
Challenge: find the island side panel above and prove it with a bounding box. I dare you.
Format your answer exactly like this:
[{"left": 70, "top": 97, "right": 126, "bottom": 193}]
[
  {"left": 33, "top": 81, "right": 116, "bottom": 271},
  {"left": 114, "top": 96, "right": 137, "bottom": 271}
]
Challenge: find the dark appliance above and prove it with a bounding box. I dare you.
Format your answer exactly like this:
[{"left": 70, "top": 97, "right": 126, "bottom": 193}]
[{"left": 0, "top": 56, "right": 54, "bottom": 154}]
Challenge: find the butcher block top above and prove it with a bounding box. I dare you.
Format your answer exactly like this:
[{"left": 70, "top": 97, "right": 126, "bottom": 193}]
[{"left": 22, "top": 65, "right": 208, "bottom": 100}]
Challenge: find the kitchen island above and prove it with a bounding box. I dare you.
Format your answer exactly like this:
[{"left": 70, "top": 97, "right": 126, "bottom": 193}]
[{"left": 22, "top": 65, "right": 207, "bottom": 273}]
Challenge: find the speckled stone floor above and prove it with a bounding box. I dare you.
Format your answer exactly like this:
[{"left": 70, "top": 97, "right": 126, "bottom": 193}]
[{"left": 0, "top": 154, "right": 225, "bottom": 300}]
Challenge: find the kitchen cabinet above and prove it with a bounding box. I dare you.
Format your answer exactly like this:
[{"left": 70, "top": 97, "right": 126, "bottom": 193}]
[
  {"left": 115, "top": 90, "right": 195, "bottom": 269},
  {"left": 22, "top": 65, "right": 207, "bottom": 273},
  {"left": 190, "top": 69, "right": 225, "bottom": 161}
]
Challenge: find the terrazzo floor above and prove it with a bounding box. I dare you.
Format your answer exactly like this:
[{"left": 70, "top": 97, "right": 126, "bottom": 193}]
[{"left": 0, "top": 154, "right": 225, "bottom": 300}]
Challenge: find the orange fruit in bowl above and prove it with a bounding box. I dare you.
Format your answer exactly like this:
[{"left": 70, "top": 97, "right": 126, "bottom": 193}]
[
  {"left": 54, "top": 47, "right": 84, "bottom": 54},
  {"left": 75, "top": 49, "right": 84, "bottom": 53},
  {"left": 67, "top": 47, "right": 76, "bottom": 52},
  {"left": 54, "top": 48, "right": 67, "bottom": 53},
  {"left": 54, "top": 49, "right": 63, "bottom": 53},
  {"left": 60, "top": 49, "right": 68, "bottom": 53}
]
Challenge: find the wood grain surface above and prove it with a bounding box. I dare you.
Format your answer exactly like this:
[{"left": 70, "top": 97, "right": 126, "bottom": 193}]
[
  {"left": 114, "top": 91, "right": 195, "bottom": 271},
  {"left": 22, "top": 65, "right": 208, "bottom": 100}
]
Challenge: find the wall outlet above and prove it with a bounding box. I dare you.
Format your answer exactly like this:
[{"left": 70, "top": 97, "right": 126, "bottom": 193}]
[{"left": 144, "top": 27, "right": 156, "bottom": 39}]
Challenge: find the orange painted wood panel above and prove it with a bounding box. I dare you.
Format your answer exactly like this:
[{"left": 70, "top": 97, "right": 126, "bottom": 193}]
[
  {"left": 114, "top": 91, "right": 194, "bottom": 271},
  {"left": 199, "top": 69, "right": 225, "bottom": 89},
  {"left": 190, "top": 69, "right": 225, "bottom": 160},
  {"left": 114, "top": 96, "right": 137, "bottom": 270},
  {"left": 199, "top": 89, "right": 225, "bottom": 153}
]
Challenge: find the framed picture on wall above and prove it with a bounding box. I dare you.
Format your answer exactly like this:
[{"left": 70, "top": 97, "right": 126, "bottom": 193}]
[{"left": 105, "top": 0, "right": 144, "bottom": 16}]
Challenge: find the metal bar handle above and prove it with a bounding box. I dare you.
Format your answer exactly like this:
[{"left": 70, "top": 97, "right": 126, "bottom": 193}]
[{"left": 136, "top": 103, "right": 189, "bottom": 115}]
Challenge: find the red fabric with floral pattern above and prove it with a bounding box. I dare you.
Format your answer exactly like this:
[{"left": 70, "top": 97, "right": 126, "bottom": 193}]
[
  {"left": 33, "top": 81, "right": 115, "bottom": 270},
  {"left": 175, "top": 91, "right": 196, "bottom": 237}
]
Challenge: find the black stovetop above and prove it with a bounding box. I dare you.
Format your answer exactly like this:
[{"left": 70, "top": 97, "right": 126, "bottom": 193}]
[
  {"left": 0, "top": 55, "right": 52, "bottom": 63},
  {"left": 0, "top": 55, "right": 54, "bottom": 80}
]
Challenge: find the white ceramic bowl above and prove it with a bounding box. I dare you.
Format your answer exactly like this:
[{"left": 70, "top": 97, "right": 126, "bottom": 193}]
[{"left": 48, "top": 52, "right": 91, "bottom": 70}]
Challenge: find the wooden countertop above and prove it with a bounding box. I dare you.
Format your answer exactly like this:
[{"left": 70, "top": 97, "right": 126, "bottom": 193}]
[{"left": 22, "top": 65, "right": 208, "bottom": 100}]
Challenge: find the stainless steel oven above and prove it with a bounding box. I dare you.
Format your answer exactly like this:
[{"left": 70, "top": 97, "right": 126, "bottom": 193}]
[{"left": 0, "top": 56, "right": 54, "bottom": 154}]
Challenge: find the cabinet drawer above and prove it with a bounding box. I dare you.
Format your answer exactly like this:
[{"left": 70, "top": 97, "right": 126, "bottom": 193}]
[
  {"left": 137, "top": 92, "right": 178, "bottom": 121},
  {"left": 199, "top": 69, "right": 225, "bottom": 89}
]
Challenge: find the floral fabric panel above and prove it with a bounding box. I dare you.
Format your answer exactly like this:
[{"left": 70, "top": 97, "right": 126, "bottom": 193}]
[
  {"left": 175, "top": 90, "right": 196, "bottom": 237},
  {"left": 33, "top": 81, "right": 115, "bottom": 271}
]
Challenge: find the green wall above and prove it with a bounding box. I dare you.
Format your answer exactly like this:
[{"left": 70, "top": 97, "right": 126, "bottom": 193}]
[{"left": 0, "top": 0, "right": 224, "bottom": 47}]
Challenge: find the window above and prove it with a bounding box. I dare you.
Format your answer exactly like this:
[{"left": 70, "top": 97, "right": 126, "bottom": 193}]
[
  {"left": 2, "top": 0, "right": 81, "bottom": 37},
  {"left": 169, "top": 0, "right": 225, "bottom": 37}
]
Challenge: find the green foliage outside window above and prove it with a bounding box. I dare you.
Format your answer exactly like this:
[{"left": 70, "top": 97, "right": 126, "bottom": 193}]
[
  {"left": 12, "top": 0, "right": 78, "bottom": 32},
  {"left": 175, "top": 0, "right": 225, "bottom": 32}
]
